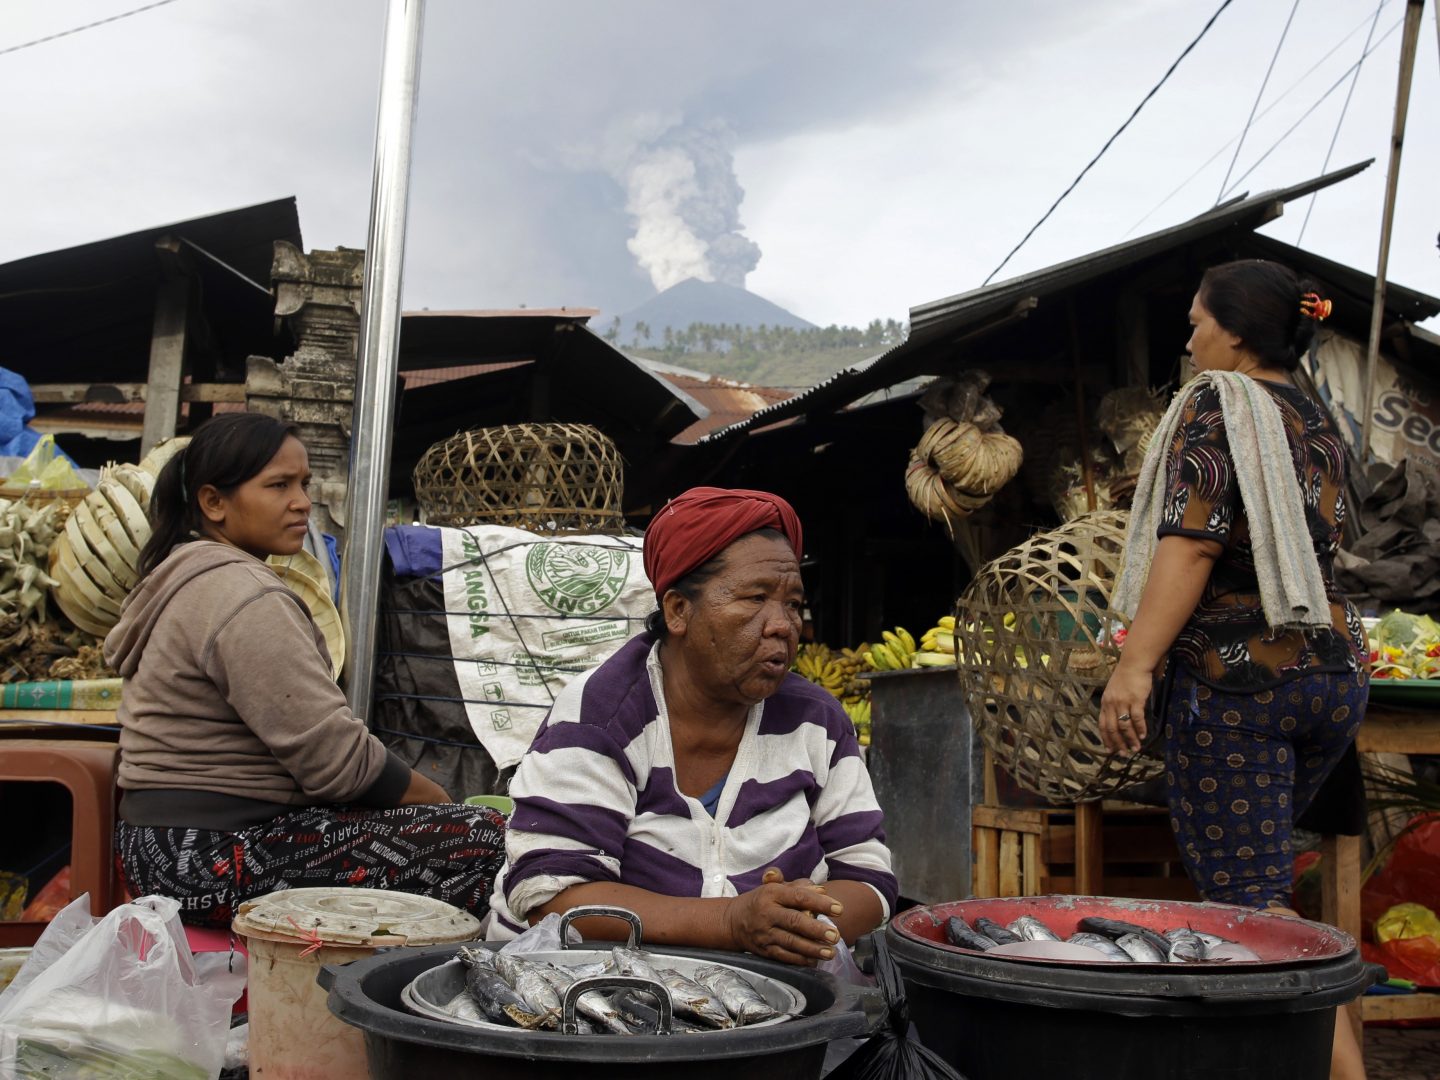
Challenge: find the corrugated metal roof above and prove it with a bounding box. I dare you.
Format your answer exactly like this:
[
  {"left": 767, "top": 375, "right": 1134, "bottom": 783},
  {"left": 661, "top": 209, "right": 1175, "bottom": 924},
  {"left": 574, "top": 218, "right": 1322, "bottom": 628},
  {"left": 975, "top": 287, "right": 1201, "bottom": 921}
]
[
  {"left": 698, "top": 162, "right": 1375, "bottom": 444},
  {"left": 659, "top": 372, "right": 795, "bottom": 444},
  {"left": 0, "top": 198, "right": 302, "bottom": 386}
]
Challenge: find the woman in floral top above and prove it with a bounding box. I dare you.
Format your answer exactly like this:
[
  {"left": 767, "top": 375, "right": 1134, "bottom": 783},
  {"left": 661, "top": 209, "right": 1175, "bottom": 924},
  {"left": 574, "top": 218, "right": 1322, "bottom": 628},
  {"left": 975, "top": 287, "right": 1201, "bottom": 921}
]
[{"left": 1100, "top": 260, "right": 1367, "bottom": 1080}]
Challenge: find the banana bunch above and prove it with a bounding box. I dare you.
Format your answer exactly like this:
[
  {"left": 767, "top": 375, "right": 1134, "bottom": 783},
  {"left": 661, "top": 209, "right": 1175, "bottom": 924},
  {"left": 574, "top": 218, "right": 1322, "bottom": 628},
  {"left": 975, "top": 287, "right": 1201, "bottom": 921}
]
[
  {"left": 912, "top": 614, "right": 957, "bottom": 667},
  {"left": 842, "top": 697, "right": 872, "bottom": 746},
  {"left": 0, "top": 498, "right": 61, "bottom": 625},
  {"left": 793, "top": 643, "right": 833, "bottom": 682},
  {"left": 865, "top": 627, "right": 917, "bottom": 671}
]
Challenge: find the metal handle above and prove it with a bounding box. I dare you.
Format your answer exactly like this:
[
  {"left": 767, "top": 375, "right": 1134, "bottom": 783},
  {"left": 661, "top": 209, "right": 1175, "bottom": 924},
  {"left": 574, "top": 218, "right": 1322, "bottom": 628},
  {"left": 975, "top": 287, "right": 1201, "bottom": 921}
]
[
  {"left": 561, "top": 974, "right": 673, "bottom": 1036},
  {"left": 557, "top": 905, "right": 643, "bottom": 949}
]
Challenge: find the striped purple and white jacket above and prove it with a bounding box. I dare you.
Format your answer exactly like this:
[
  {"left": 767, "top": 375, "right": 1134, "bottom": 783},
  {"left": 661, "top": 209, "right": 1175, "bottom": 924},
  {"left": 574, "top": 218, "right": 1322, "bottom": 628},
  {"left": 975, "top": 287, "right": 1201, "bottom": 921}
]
[{"left": 485, "top": 633, "right": 897, "bottom": 938}]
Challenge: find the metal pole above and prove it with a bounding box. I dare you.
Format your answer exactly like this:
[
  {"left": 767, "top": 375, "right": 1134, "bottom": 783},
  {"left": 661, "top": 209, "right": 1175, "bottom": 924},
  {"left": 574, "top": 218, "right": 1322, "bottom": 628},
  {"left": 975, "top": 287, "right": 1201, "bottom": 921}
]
[
  {"left": 344, "top": 0, "right": 426, "bottom": 718},
  {"left": 1360, "top": 0, "right": 1424, "bottom": 462}
]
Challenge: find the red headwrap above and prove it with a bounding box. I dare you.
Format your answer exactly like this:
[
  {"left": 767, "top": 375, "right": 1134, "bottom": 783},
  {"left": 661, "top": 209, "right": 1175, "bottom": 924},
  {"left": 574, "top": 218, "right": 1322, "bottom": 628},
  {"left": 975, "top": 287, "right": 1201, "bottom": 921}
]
[{"left": 643, "top": 486, "right": 803, "bottom": 599}]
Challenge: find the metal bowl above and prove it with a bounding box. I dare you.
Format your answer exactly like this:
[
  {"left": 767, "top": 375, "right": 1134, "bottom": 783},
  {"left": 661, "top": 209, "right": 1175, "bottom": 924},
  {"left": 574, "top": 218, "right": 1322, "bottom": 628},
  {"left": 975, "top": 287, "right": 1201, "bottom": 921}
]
[{"left": 401, "top": 905, "right": 805, "bottom": 1034}]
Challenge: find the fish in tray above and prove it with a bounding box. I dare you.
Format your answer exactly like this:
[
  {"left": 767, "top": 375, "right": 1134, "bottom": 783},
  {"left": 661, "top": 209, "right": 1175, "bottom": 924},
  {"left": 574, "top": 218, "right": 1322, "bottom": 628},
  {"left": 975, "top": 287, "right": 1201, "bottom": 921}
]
[
  {"left": 974, "top": 917, "right": 1023, "bottom": 946},
  {"left": 1075, "top": 917, "right": 1174, "bottom": 961},
  {"left": 1006, "top": 915, "right": 1060, "bottom": 942},
  {"left": 944, "top": 916, "right": 998, "bottom": 952},
  {"left": 655, "top": 967, "right": 735, "bottom": 1029},
  {"left": 610, "top": 988, "right": 708, "bottom": 1035},
  {"left": 1066, "top": 933, "right": 1132, "bottom": 962},
  {"left": 536, "top": 961, "right": 634, "bottom": 1035},
  {"left": 693, "top": 964, "right": 781, "bottom": 1025},
  {"left": 1162, "top": 928, "right": 1206, "bottom": 963},
  {"left": 613, "top": 946, "right": 664, "bottom": 982},
  {"left": 1115, "top": 933, "right": 1168, "bottom": 963},
  {"left": 458, "top": 946, "right": 552, "bottom": 1028},
  {"left": 494, "top": 954, "right": 564, "bottom": 1028}
]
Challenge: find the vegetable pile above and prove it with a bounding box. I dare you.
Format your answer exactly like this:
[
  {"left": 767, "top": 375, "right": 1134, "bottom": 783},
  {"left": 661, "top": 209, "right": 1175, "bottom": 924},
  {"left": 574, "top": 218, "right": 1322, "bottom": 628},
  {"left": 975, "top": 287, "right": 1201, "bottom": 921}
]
[{"left": 1369, "top": 609, "right": 1440, "bottom": 681}]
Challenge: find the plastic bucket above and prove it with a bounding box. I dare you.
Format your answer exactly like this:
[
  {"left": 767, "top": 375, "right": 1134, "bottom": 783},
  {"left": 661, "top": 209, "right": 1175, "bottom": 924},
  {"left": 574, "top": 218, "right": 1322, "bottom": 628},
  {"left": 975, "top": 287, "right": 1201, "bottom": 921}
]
[
  {"left": 233, "top": 888, "right": 480, "bottom": 1080},
  {"left": 888, "top": 896, "right": 1382, "bottom": 1080},
  {"left": 321, "top": 941, "right": 873, "bottom": 1080}
]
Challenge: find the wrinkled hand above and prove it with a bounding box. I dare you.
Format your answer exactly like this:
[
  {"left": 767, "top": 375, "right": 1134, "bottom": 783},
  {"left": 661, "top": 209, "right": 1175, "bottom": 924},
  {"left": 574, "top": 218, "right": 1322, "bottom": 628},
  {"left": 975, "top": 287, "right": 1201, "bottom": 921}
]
[
  {"left": 724, "top": 867, "right": 841, "bottom": 965},
  {"left": 1099, "top": 659, "right": 1154, "bottom": 755}
]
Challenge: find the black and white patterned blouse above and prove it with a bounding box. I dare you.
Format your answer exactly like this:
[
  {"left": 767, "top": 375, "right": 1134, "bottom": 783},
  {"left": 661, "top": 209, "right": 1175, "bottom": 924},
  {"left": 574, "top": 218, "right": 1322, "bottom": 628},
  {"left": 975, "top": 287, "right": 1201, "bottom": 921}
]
[{"left": 1157, "top": 380, "right": 1366, "bottom": 691}]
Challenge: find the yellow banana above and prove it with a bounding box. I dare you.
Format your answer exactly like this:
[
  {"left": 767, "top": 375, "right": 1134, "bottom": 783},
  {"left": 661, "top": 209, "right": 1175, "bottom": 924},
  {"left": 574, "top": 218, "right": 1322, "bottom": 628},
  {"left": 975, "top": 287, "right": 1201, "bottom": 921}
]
[
  {"left": 912, "top": 651, "right": 955, "bottom": 668},
  {"left": 870, "top": 642, "right": 899, "bottom": 670},
  {"left": 938, "top": 615, "right": 955, "bottom": 630},
  {"left": 894, "top": 626, "right": 916, "bottom": 654}
]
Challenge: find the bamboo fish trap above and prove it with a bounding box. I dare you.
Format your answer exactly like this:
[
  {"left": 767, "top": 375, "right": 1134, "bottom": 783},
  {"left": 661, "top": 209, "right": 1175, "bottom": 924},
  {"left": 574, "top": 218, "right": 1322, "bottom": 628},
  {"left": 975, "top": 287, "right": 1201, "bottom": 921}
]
[
  {"left": 954, "top": 509, "right": 1163, "bottom": 803},
  {"left": 412, "top": 423, "right": 626, "bottom": 534}
]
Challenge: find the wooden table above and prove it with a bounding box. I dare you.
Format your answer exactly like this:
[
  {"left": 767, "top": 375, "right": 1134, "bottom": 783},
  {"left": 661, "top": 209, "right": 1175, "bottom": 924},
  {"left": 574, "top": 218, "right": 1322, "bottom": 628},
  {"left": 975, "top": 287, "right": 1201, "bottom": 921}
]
[
  {"left": 1321, "top": 701, "right": 1440, "bottom": 1038},
  {"left": 0, "top": 708, "right": 119, "bottom": 736}
]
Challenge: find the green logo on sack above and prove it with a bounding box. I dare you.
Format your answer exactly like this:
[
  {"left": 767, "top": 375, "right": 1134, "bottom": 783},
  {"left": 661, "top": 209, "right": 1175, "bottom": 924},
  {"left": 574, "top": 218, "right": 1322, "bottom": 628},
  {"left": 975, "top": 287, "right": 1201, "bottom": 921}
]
[{"left": 526, "top": 544, "right": 630, "bottom": 616}]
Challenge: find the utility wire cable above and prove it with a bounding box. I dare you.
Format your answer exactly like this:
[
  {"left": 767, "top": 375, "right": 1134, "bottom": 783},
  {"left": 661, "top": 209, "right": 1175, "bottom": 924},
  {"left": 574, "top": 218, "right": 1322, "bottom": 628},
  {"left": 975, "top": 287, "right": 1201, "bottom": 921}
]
[
  {"left": 0, "top": 0, "right": 182, "bottom": 58},
  {"left": 1295, "top": 0, "right": 1386, "bottom": 244},
  {"left": 1220, "top": 16, "right": 1404, "bottom": 201},
  {"left": 982, "top": 0, "right": 1235, "bottom": 286},
  {"left": 1123, "top": 7, "right": 1402, "bottom": 238},
  {"left": 1217, "top": 0, "right": 1303, "bottom": 203}
]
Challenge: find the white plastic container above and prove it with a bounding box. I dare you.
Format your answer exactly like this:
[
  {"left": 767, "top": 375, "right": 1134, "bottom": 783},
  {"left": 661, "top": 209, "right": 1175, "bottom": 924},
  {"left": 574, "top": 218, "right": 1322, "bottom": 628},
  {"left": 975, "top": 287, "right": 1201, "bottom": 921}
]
[{"left": 233, "top": 887, "right": 480, "bottom": 1079}]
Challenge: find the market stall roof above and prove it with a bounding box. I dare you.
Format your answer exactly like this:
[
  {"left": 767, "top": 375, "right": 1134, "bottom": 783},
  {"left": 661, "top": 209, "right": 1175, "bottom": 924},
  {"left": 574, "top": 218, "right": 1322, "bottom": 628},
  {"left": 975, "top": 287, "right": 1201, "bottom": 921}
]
[
  {"left": 394, "top": 309, "right": 706, "bottom": 442},
  {"left": 0, "top": 198, "right": 301, "bottom": 385},
  {"left": 697, "top": 161, "right": 1376, "bottom": 444}
]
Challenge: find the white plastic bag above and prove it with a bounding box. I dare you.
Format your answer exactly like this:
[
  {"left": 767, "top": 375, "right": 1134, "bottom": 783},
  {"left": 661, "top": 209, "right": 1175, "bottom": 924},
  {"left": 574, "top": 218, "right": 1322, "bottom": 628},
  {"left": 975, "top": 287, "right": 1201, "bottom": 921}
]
[
  {"left": 496, "top": 911, "right": 582, "bottom": 956},
  {"left": 0, "top": 895, "right": 246, "bottom": 1078}
]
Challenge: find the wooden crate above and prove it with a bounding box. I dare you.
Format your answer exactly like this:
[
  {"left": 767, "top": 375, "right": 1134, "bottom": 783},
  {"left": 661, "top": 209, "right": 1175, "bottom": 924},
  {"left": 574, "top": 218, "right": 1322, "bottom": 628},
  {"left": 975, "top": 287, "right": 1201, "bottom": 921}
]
[{"left": 972, "top": 802, "right": 1200, "bottom": 901}]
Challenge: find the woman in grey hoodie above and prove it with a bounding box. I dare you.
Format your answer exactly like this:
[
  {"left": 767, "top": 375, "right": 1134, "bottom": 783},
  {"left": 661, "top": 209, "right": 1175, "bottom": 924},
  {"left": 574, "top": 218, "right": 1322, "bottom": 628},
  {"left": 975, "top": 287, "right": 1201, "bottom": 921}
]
[{"left": 108, "top": 412, "right": 505, "bottom": 926}]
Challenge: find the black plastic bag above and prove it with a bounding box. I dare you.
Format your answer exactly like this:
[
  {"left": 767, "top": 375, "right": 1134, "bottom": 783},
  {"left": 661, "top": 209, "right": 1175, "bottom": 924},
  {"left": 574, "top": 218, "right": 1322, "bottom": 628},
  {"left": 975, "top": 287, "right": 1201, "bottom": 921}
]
[{"left": 825, "top": 935, "right": 966, "bottom": 1080}]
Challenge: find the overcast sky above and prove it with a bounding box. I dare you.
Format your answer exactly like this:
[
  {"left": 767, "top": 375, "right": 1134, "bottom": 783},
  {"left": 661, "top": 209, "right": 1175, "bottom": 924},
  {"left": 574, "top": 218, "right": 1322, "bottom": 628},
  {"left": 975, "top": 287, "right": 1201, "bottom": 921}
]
[{"left": 3, "top": 0, "right": 1437, "bottom": 329}]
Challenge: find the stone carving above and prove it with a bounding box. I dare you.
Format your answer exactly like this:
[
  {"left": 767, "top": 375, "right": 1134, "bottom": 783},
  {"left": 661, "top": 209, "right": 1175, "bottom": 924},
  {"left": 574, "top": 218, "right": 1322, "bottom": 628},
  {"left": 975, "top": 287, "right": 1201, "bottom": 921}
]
[{"left": 246, "top": 243, "right": 363, "bottom": 545}]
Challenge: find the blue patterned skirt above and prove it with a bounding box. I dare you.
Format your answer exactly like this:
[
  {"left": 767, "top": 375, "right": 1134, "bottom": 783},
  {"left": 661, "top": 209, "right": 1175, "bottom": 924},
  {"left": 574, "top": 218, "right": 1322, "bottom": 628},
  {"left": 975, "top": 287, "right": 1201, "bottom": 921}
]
[{"left": 1163, "top": 667, "right": 1366, "bottom": 909}]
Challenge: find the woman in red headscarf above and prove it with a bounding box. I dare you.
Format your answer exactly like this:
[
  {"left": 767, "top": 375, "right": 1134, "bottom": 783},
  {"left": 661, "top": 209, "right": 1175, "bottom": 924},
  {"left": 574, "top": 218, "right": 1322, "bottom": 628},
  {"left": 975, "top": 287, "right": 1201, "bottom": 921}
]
[{"left": 484, "top": 488, "right": 897, "bottom": 964}]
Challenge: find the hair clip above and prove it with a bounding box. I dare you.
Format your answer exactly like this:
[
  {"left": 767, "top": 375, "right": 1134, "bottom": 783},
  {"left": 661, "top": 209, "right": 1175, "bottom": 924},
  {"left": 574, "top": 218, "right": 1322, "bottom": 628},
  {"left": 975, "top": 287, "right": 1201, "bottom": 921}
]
[{"left": 1300, "top": 293, "right": 1332, "bottom": 321}]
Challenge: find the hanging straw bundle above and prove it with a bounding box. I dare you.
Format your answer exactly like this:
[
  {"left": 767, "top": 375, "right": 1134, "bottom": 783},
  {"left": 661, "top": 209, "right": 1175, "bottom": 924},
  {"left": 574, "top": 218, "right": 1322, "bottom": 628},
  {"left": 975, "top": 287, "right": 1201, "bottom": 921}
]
[{"left": 906, "top": 417, "right": 1023, "bottom": 533}]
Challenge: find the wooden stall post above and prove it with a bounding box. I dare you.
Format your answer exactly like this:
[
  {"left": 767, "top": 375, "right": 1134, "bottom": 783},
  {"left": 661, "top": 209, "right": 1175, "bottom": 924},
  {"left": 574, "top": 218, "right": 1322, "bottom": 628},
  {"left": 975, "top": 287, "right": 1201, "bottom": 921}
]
[
  {"left": 1074, "top": 800, "right": 1104, "bottom": 895},
  {"left": 140, "top": 235, "right": 191, "bottom": 456}
]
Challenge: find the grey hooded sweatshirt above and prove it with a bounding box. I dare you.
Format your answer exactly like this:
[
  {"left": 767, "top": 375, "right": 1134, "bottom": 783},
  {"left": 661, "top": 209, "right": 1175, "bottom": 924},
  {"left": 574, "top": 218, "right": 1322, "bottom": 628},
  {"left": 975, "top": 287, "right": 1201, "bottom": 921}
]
[{"left": 105, "top": 540, "right": 410, "bottom": 830}]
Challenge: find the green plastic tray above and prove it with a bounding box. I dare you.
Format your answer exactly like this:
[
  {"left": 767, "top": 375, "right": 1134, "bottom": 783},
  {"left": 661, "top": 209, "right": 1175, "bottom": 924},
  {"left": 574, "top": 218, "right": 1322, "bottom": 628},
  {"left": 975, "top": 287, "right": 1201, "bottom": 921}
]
[{"left": 1368, "top": 678, "right": 1440, "bottom": 706}]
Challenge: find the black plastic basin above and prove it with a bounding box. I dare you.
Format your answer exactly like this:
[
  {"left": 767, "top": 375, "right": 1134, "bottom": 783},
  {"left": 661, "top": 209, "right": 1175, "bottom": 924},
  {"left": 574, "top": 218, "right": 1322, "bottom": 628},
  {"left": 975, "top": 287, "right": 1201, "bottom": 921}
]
[{"left": 322, "top": 941, "right": 873, "bottom": 1080}]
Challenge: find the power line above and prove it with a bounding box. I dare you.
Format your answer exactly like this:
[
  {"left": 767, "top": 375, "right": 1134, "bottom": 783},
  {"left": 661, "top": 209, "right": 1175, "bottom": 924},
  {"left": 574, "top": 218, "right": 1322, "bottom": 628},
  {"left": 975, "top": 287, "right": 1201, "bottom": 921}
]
[
  {"left": 1216, "top": 0, "right": 1302, "bottom": 204},
  {"left": 1219, "top": 16, "right": 1404, "bottom": 201},
  {"left": 0, "top": 0, "right": 182, "bottom": 58},
  {"left": 1122, "top": 5, "right": 1402, "bottom": 239},
  {"left": 981, "top": 0, "right": 1235, "bottom": 287},
  {"left": 1295, "top": 0, "right": 1386, "bottom": 244}
]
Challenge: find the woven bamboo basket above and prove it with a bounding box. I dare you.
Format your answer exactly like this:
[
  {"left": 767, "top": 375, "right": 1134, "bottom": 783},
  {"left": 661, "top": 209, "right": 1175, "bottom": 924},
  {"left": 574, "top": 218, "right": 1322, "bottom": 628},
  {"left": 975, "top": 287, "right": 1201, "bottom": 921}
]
[
  {"left": 412, "top": 423, "right": 626, "bottom": 534},
  {"left": 954, "top": 509, "right": 1163, "bottom": 803}
]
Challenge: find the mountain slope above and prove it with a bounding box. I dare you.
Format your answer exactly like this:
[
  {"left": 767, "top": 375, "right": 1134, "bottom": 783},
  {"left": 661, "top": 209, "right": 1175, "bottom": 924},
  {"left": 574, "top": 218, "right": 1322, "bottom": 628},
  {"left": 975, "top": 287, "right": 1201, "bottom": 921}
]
[{"left": 609, "top": 278, "right": 815, "bottom": 344}]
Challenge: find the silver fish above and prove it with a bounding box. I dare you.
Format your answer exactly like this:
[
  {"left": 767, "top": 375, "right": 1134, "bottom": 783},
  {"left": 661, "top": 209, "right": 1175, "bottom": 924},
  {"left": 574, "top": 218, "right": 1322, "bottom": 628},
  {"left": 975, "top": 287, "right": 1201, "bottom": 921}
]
[
  {"left": 610, "top": 988, "right": 708, "bottom": 1035},
  {"left": 656, "top": 967, "right": 734, "bottom": 1029},
  {"left": 693, "top": 964, "right": 780, "bottom": 1025},
  {"left": 1007, "top": 915, "right": 1060, "bottom": 942},
  {"left": 1162, "top": 928, "right": 1205, "bottom": 963},
  {"left": 461, "top": 958, "right": 546, "bottom": 1027},
  {"left": 537, "top": 963, "right": 633, "bottom": 1034},
  {"left": 1116, "top": 932, "right": 1168, "bottom": 963},
  {"left": 613, "top": 946, "right": 664, "bottom": 982},
  {"left": 974, "top": 917, "right": 1023, "bottom": 945},
  {"left": 495, "top": 954, "right": 563, "bottom": 1026},
  {"left": 1067, "top": 932, "right": 1132, "bottom": 961},
  {"left": 944, "top": 916, "right": 998, "bottom": 951}
]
